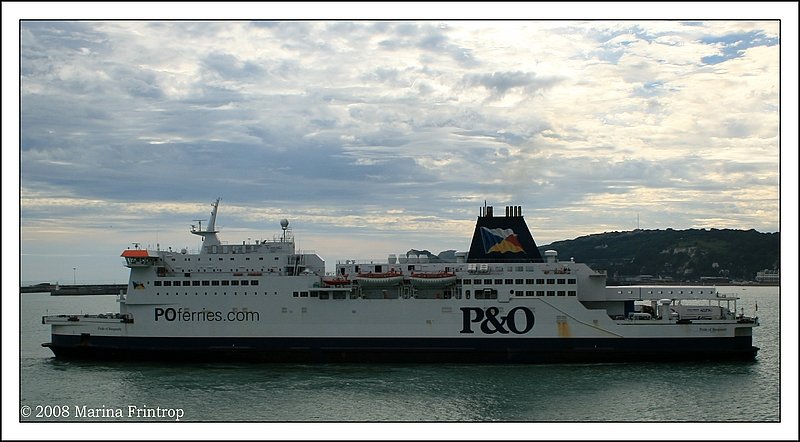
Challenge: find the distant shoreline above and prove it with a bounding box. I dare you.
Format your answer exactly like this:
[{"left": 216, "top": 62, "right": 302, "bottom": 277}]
[{"left": 20, "top": 284, "right": 127, "bottom": 295}]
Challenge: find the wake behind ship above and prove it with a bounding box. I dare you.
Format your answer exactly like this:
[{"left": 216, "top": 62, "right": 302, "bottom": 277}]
[{"left": 43, "top": 200, "right": 759, "bottom": 363}]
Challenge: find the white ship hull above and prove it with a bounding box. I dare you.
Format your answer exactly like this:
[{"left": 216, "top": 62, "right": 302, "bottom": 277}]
[{"left": 43, "top": 201, "right": 759, "bottom": 363}]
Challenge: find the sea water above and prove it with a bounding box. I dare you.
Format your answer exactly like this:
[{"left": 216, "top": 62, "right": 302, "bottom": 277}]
[{"left": 14, "top": 287, "right": 784, "bottom": 437}]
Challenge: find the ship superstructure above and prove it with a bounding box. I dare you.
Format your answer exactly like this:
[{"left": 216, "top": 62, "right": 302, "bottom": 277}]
[{"left": 43, "top": 200, "right": 759, "bottom": 363}]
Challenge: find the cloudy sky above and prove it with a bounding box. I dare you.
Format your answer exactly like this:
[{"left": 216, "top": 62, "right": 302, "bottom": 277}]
[{"left": 6, "top": 5, "right": 796, "bottom": 286}]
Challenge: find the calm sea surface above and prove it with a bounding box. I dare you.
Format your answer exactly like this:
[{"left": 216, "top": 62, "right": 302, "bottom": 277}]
[{"left": 16, "top": 286, "right": 784, "bottom": 436}]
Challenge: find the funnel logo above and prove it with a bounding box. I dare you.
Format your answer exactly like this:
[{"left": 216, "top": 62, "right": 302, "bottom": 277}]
[{"left": 480, "top": 227, "right": 524, "bottom": 254}]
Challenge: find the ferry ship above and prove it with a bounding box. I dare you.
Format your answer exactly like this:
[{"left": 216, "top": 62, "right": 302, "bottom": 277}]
[{"left": 42, "top": 200, "right": 759, "bottom": 363}]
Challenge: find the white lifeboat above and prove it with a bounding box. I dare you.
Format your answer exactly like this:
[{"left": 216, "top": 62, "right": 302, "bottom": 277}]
[
  {"left": 356, "top": 271, "right": 403, "bottom": 286},
  {"left": 409, "top": 271, "right": 456, "bottom": 287}
]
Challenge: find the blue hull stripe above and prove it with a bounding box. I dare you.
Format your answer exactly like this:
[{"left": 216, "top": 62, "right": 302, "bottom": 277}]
[{"left": 45, "top": 334, "right": 758, "bottom": 363}]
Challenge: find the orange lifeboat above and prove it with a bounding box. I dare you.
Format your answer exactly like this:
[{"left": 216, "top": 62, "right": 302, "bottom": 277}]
[{"left": 322, "top": 276, "right": 351, "bottom": 287}]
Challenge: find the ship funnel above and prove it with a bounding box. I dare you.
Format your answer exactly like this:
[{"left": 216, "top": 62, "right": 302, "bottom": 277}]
[
  {"left": 467, "top": 202, "right": 543, "bottom": 263},
  {"left": 544, "top": 250, "right": 558, "bottom": 263}
]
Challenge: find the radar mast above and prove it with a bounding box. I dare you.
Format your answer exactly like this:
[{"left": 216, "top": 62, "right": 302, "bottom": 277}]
[{"left": 191, "top": 198, "right": 222, "bottom": 248}]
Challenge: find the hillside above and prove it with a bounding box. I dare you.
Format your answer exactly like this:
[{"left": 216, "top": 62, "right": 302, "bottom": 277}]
[{"left": 538, "top": 228, "right": 780, "bottom": 283}]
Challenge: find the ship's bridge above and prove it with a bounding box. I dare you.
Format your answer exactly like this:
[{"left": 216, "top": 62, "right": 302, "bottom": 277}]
[{"left": 121, "top": 248, "right": 160, "bottom": 268}]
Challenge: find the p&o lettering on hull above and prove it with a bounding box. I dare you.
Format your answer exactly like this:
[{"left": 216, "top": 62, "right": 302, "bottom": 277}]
[{"left": 460, "top": 306, "right": 535, "bottom": 335}]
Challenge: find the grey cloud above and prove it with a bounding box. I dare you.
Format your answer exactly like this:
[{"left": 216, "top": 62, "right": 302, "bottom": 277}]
[
  {"left": 377, "top": 23, "right": 477, "bottom": 67},
  {"left": 112, "top": 66, "right": 165, "bottom": 99},
  {"left": 183, "top": 84, "right": 245, "bottom": 108},
  {"left": 722, "top": 118, "right": 757, "bottom": 139},
  {"left": 462, "top": 71, "right": 562, "bottom": 100},
  {"left": 202, "top": 52, "right": 265, "bottom": 80},
  {"left": 22, "top": 21, "right": 111, "bottom": 55}
]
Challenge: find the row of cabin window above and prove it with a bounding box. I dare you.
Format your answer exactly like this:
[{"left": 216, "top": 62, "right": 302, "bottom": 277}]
[
  {"left": 616, "top": 289, "right": 712, "bottom": 295},
  {"left": 461, "top": 278, "right": 576, "bottom": 285},
  {"left": 171, "top": 256, "right": 280, "bottom": 261},
  {"left": 155, "top": 291, "right": 274, "bottom": 296},
  {"left": 469, "top": 266, "right": 545, "bottom": 272},
  {"left": 467, "top": 289, "right": 576, "bottom": 297},
  {"left": 288, "top": 289, "right": 577, "bottom": 300},
  {"left": 153, "top": 280, "right": 259, "bottom": 287}
]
